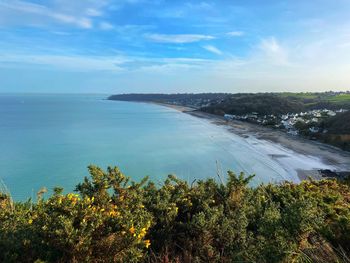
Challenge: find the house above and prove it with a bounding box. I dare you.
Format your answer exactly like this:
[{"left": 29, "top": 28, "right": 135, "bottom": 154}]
[
  {"left": 327, "top": 110, "right": 336, "bottom": 116},
  {"left": 224, "top": 114, "right": 234, "bottom": 120},
  {"left": 309, "top": 127, "right": 319, "bottom": 133}
]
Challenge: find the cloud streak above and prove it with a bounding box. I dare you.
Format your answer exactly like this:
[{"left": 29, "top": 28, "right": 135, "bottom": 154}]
[
  {"left": 0, "top": 53, "right": 128, "bottom": 71},
  {"left": 203, "top": 45, "right": 222, "bottom": 55},
  {"left": 0, "top": 0, "right": 111, "bottom": 29},
  {"left": 227, "top": 31, "right": 244, "bottom": 37},
  {"left": 145, "top": 34, "right": 215, "bottom": 43},
  {"left": 99, "top": 21, "right": 114, "bottom": 30}
]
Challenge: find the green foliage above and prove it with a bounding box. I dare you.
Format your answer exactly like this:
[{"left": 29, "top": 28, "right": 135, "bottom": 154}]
[
  {"left": 0, "top": 166, "right": 152, "bottom": 263},
  {"left": 1, "top": 166, "right": 350, "bottom": 262},
  {"left": 324, "top": 111, "right": 350, "bottom": 135},
  {"left": 327, "top": 94, "right": 350, "bottom": 103},
  {"left": 317, "top": 111, "right": 350, "bottom": 150}
]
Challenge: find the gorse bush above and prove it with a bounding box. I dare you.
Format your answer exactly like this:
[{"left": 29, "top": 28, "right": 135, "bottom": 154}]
[
  {"left": 1, "top": 166, "right": 350, "bottom": 262},
  {"left": 0, "top": 166, "right": 152, "bottom": 263}
]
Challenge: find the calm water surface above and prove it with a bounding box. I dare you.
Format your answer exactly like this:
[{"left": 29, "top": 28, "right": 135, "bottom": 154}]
[{"left": 0, "top": 94, "right": 291, "bottom": 200}]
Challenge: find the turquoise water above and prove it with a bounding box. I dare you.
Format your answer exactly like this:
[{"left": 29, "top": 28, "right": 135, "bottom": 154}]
[{"left": 0, "top": 94, "right": 291, "bottom": 200}]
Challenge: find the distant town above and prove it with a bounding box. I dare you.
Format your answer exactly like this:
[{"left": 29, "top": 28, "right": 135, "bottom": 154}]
[{"left": 224, "top": 108, "right": 348, "bottom": 136}]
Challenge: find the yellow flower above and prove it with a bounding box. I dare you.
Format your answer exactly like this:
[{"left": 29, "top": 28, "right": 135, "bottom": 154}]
[
  {"left": 28, "top": 219, "right": 33, "bottom": 225},
  {"left": 137, "top": 227, "right": 147, "bottom": 239},
  {"left": 144, "top": 239, "right": 151, "bottom": 248},
  {"left": 129, "top": 225, "right": 135, "bottom": 234},
  {"left": 109, "top": 210, "right": 119, "bottom": 217}
]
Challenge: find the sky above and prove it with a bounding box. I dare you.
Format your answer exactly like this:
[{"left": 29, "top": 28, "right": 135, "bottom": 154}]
[{"left": 0, "top": 0, "right": 350, "bottom": 94}]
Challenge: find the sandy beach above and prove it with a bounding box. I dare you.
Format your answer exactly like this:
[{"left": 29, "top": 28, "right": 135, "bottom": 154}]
[{"left": 157, "top": 103, "right": 350, "bottom": 181}]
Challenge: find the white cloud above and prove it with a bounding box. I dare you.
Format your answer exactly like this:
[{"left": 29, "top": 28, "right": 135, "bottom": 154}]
[
  {"left": 203, "top": 45, "right": 222, "bottom": 55},
  {"left": 0, "top": 53, "right": 128, "bottom": 71},
  {"left": 227, "top": 31, "right": 244, "bottom": 37},
  {"left": 0, "top": 0, "right": 47, "bottom": 15},
  {"left": 86, "top": 8, "right": 103, "bottom": 17},
  {"left": 146, "top": 34, "right": 215, "bottom": 43},
  {"left": 52, "top": 13, "right": 92, "bottom": 29},
  {"left": 258, "top": 37, "right": 289, "bottom": 65},
  {"left": 99, "top": 21, "right": 114, "bottom": 30},
  {"left": 0, "top": 0, "right": 109, "bottom": 29}
]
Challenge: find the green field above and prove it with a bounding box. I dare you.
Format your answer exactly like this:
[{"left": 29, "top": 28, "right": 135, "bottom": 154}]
[
  {"left": 327, "top": 93, "right": 350, "bottom": 102},
  {"left": 279, "top": 92, "right": 320, "bottom": 99}
]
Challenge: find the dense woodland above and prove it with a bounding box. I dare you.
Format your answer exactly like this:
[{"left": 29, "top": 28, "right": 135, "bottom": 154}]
[
  {"left": 1, "top": 166, "right": 350, "bottom": 262},
  {"left": 325, "top": 111, "right": 350, "bottom": 135}
]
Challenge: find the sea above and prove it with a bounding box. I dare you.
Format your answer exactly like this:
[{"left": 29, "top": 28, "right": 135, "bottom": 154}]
[{"left": 0, "top": 94, "right": 303, "bottom": 200}]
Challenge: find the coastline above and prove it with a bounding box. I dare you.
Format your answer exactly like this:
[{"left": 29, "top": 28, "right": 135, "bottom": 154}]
[
  {"left": 155, "top": 102, "right": 350, "bottom": 181},
  {"left": 150, "top": 102, "right": 197, "bottom": 112}
]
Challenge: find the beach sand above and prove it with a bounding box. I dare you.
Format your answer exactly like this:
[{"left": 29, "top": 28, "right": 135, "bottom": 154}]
[{"left": 157, "top": 103, "right": 350, "bottom": 181}]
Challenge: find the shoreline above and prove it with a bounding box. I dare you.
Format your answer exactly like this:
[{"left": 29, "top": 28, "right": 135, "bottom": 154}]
[
  {"left": 150, "top": 102, "right": 197, "bottom": 112},
  {"left": 154, "top": 102, "right": 350, "bottom": 181}
]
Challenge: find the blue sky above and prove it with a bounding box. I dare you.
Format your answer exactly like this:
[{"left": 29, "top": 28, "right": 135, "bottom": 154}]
[{"left": 0, "top": 0, "right": 350, "bottom": 93}]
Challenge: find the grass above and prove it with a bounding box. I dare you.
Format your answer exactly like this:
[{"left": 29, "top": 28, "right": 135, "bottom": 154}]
[
  {"left": 327, "top": 94, "right": 350, "bottom": 103},
  {"left": 279, "top": 92, "right": 320, "bottom": 99}
]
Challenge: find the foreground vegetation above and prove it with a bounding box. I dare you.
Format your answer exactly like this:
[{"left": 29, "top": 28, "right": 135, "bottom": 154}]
[{"left": 1, "top": 166, "right": 350, "bottom": 262}]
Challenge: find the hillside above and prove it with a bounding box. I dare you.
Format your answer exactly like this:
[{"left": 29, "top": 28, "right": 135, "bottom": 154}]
[
  {"left": 201, "top": 93, "right": 305, "bottom": 115},
  {"left": 202, "top": 92, "right": 350, "bottom": 116},
  {"left": 108, "top": 93, "right": 228, "bottom": 108},
  {"left": 320, "top": 111, "right": 350, "bottom": 150},
  {"left": 325, "top": 111, "right": 350, "bottom": 134}
]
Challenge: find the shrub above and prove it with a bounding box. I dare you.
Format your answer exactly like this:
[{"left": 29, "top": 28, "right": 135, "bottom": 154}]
[{"left": 1, "top": 166, "right": 350, "bottom": 262}]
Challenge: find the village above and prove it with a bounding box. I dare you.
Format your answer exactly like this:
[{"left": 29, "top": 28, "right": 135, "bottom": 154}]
[{"left": 224, "top": 108, "right": 348, "bottom": 136}]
